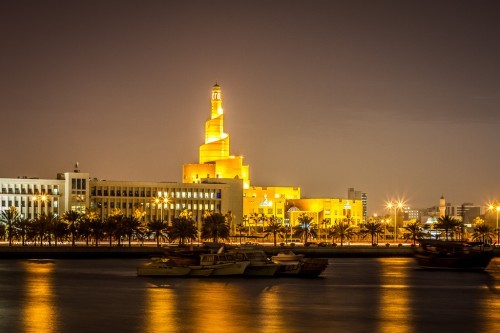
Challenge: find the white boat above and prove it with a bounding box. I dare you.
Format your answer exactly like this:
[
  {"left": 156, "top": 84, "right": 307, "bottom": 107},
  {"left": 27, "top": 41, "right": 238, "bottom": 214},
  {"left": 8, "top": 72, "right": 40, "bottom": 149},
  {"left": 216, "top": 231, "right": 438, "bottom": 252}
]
[
  {"left": 230, "top": 249, "right": 280, "bottom": 276},
  {"left": 137, "top": 257, "right": 191, "bottom": 277},
  {"left": 199, "top": 253, "right": 250, "bottom": 276},
  {"left": 271, "top": 251, "right": 304, "bottom": 262}
]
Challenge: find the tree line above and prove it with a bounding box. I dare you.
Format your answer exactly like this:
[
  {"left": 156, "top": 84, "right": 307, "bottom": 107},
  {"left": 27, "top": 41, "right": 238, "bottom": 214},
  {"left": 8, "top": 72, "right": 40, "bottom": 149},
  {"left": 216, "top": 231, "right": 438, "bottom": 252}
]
[{"left": 0, "top": 206, "right": 233, "bottom": 247}]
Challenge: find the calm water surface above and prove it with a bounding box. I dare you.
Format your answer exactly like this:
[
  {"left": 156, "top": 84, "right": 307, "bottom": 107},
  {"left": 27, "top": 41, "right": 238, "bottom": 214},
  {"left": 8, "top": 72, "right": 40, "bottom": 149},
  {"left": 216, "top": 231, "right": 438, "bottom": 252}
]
[{"left": 0, "top": 257, "right": 498, "bottom": 333}]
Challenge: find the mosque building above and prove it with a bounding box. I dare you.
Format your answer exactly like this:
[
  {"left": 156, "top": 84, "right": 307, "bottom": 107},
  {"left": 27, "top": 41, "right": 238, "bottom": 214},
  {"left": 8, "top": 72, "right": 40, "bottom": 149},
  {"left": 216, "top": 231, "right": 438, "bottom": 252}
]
[
  {"left": 182, "top": 83, "right": 365, "bottom": 233},
  {"left": 0, "top": 83, "right": 365, "bottom": 241}
]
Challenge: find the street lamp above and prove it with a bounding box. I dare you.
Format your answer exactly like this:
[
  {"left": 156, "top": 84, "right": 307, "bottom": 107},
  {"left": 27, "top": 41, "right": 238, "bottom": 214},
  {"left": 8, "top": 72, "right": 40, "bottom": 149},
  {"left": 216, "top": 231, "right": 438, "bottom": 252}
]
[
  {"left": 488, "top": 202, "right": 500, "bottom": 244},
  {"left": 32, "top": 194, "right": 48, "bottom": 216},
  {"left": 386, "top": 200, "right": 404, "bottom": 243},
  {"left": 153, "top": 196, "right": 170, "bottom": 222}
]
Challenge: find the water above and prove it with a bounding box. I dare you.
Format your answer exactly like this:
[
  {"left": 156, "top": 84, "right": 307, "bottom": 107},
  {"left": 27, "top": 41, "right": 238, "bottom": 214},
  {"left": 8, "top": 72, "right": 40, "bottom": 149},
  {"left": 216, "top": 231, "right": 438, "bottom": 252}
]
[{"left": 0, "top": 257, "right": 498, "bottom": 333}]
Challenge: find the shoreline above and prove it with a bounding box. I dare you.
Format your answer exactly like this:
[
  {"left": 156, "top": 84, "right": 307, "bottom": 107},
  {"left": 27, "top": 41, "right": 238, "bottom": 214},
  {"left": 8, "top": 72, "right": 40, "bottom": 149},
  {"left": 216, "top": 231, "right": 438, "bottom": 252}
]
[{"left": 0, "top": 244, "right": 498, "bottom": 259}]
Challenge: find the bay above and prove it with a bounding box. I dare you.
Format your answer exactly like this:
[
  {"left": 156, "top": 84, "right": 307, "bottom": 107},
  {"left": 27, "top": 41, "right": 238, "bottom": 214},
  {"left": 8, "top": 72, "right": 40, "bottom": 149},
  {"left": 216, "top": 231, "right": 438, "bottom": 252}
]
[{"left": 0, "top": 257, "right": 498, "bottom": 333}]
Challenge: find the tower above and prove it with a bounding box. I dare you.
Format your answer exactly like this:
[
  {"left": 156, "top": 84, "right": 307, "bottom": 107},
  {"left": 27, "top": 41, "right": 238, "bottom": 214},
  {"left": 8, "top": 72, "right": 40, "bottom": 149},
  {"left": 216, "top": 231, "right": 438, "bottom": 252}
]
[
  {"left": 199, "top": 83, "right": 230, "bottom": 163},
  {"left": 183, "top": 83, "right": 250, "bottom": 189},
  {"left": 439, "top": 195, "right": 446, "bottom": 218}
]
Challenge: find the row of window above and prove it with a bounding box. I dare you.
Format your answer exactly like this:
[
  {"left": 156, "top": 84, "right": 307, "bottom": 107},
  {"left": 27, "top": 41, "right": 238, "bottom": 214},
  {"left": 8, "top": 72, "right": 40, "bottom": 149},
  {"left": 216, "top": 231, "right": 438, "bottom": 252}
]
[
  {"left": 91, "top": 189, "right": 221, "bottom": 199},
  {"left": 92, "top": 201, "right": 219, "bottom": 212},
  {"left": 0, "top": 188, "right": 59, "bottom": 195},
  {"left": 92, "top": 201, "right": 217, "bottom": 211},
  {"left": 1, "top": 200, "right": 57, "bottom": 208}
]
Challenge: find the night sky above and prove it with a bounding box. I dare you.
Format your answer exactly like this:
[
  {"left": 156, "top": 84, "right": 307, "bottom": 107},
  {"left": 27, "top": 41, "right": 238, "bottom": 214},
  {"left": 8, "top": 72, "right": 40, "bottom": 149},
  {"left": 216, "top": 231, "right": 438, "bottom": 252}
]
[{"left": 1, "top": 1, "right": 499, "bottom": 214}]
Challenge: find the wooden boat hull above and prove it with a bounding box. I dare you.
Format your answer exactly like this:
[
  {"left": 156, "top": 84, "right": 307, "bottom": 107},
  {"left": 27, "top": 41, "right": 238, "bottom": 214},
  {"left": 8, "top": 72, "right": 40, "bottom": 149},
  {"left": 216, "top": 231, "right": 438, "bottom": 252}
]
[
  {"left": 414, "top": 252, "right": 494, "bottom": 270},
  {"left": 413, "top": 240, "right": 494, "bottom": 271}
]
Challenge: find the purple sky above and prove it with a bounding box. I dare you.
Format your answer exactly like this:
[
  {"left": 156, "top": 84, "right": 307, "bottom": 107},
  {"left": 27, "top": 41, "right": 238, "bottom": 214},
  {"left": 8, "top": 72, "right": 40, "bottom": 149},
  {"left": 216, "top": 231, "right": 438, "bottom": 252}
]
[{"left": 1, "top": 1, "right": 499, "bottom": 214}]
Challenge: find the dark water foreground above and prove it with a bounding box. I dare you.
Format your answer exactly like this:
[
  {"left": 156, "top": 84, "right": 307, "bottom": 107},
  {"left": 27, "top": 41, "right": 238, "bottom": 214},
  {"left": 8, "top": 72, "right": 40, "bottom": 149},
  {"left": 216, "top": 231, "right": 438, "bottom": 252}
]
[{"left": 0, "top": 258, "right": 498, "bottom": 333}]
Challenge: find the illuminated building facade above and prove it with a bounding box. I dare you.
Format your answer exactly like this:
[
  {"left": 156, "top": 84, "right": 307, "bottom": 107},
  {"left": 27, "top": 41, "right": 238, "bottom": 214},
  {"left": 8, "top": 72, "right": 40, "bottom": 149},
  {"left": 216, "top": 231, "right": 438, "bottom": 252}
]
[
  {"left": 183, "top": 83, "right": 250, "bottom": 189},
  {"left": 0, "top": 169, "right": 242, "bottom": 228},
  {"left": 243, "top": 186, "right": 301, "bottom": 223},
  {"left": 0, "top": 169, "right": 89, "bottom": 219},
  {"left": 286, "top": 198, "right": 364, "bottom": 227}
]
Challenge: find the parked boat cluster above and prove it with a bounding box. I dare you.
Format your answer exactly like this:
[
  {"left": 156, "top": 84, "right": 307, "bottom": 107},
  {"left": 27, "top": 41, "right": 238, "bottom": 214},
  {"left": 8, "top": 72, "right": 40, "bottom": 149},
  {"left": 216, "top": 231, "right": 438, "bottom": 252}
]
[{"left": 137, "top": 247, "right": 329, "bottom": 278}]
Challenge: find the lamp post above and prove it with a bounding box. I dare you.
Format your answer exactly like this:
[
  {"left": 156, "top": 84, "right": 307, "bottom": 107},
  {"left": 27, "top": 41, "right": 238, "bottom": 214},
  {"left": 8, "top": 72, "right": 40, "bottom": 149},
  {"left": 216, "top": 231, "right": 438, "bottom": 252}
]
[
  {"left": 488, "top": 203, "right": 500, "bottom": 244},
  {"left": 386, "top": 200, "right": 404, "bottom": 243},
  {"left": 154, "top": 196, "right": 170, "bottom": 222},
  {"left": 32, "top": 194, "right": 48, "bottom": 216}
]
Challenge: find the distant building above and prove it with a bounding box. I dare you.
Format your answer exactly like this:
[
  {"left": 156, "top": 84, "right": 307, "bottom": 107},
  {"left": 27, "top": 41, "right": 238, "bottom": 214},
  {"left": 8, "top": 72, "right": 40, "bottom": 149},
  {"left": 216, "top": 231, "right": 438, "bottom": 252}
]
[
  {"left": 420, "top": 196, "right": 481, "bottom": 227},
  {"left": 348, "top": 188, "right": 367, "bottom": 223}
]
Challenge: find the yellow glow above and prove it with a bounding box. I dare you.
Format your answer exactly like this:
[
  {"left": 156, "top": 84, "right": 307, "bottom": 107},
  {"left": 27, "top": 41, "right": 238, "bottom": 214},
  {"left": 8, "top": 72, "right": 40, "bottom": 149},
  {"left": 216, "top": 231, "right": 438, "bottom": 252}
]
[
  {"left": 377, "top": 258, "right": 411, "bottom": 333},
  {"left": 183, "top": 83, "right": 250, "bottom": 188},
  {"left": 145, "top": 285, "right": 177, "bottom": 333},
  {"left": 23, "top": 262, "right": 58, "bottom": 333}
]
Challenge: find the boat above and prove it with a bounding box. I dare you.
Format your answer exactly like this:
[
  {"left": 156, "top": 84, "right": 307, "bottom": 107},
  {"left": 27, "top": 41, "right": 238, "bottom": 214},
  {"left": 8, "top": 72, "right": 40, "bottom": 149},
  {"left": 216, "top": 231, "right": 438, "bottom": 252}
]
[
  {"left": 413, "top": 239, "right": 494, "bottom": 270},
  {"left": 230, "top": 249, "right": 280, "bottom": 276},
  {"left": 188, "top": 266, "right": 214, "bottom": 277},
  {"left": 271, "top": 251, "right": 328, "bottom": 277},
  {"left": 137, "top": 257, "right": 192, "bottom": 276},
  {"left": 199, "top": 253, "right": 250, "bottom": 276}
]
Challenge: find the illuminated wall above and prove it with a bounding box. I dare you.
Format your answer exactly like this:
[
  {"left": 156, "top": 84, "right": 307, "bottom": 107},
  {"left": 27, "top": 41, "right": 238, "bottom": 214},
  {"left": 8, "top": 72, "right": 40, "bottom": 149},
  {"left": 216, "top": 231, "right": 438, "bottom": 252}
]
[
  {"left": 243, "top": 186, "right": 301, "bottom": 222},
  {"left": 286, "top": 198, "right": 364, "bottom": 227},
  {"left": 183, "top": 83, "right": 250, "bottom": 189}
]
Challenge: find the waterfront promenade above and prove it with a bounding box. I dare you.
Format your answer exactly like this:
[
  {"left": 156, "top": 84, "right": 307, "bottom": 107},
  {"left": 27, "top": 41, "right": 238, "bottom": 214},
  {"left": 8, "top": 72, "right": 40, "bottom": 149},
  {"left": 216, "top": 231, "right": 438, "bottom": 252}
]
[{"left": 0, "top": 243, "right": 498, "bottom": 259}]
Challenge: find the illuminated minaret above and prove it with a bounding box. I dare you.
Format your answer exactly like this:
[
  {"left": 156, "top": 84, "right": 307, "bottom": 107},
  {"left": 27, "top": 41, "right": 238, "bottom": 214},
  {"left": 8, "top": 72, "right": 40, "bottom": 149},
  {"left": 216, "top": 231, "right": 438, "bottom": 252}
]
[
  {"left": 183, "top": 83, "right": 250, "bottom": 189},
  {"left": 200, "top": 83, "right": 230, "bottom": 163},
  {"left": 439, "top": 195, "right": 446, "bottom": 218}
]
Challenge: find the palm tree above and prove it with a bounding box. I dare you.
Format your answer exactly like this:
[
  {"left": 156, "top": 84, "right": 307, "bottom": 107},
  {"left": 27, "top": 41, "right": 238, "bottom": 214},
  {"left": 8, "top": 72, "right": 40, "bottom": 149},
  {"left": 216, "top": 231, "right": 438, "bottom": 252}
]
[
  {"left": 235, "top": 223, "right": 248, "bottom": 244},
  {"left": 103, "top": 216, "right": 118, "bottom": 246},
  {"left": 78, "top": 216, "right": 93, "bottom": 246},
  {"left": 293, "top": 213, "right": 316, "bottom": 244},
  {"left": 249, "top": 212, "right": 263, "bottom": 235},
  {"left": 471, "top": 222, "right": 494, "bottom": 243},
  {"left": 90, "top": 218, "right": 104, "bottom": 247},
  {"left": 170, "top": 215, "right": 198, "bottom": 245},
  {"left": 363, "top": 221, "right": 384, "bottom": 245},
  {"left": 201, "top": 211, "right": 230, "bottom": 243},
  {"left": 147, "top": 219, "right": 169, "bottom": 247},
  {"left": 123, "top": 216, "right": 142, "bottom": 247},
  {"left": 329, "top": 220, "right": 354, "bottom": 246},
  {"left": 265, "top": 215, "right": 284, "bottom": 246},
  {"left": 63, "top": 210, "right": 82, "bottom": 246},
  {"left": 0, "top": 224, "right": 5, "bottom": 242},
  {"left": 403, "top": 221, "right": 423, "bottom": 245},
  {"left": 32, "top": 213, "right": 50, "bottom": 246},
  {"left": 15, "top": 217, "right": 31, "bottom": 246},
  {"left": 52, "top": 217, "right": 69, "bottom": 246},
  {"left": 0, "top": 206, "right": 20, "bottom": 246},
  {"left": 435, "top": 215, "right": 462, "bottom": 241}
]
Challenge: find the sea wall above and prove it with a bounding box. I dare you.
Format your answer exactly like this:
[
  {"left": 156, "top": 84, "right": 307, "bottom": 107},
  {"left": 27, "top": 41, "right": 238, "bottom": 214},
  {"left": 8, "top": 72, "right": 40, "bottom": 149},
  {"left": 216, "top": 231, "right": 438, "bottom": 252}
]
[{"left": 0, "top": 244, "right": 498, "bottom": 259}]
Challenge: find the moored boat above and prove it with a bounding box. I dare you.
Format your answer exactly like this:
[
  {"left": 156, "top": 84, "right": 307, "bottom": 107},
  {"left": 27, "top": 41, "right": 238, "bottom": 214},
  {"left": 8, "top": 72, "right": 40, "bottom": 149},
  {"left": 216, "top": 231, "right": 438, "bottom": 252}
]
[
  {"left": 271, "top": 251, "right": 328, "bottom": 277},
  {"left": 230, "top": 249, "right": 280, "bottom": 276},
  {"left": 413, "top": 239, "right": 494, "bottom": 270},
  {"left": 137, "top": 257, "right": 192, "bottom": 277},
  {"left": 199, "top": 253, "right": 250, "bottom": 276}
]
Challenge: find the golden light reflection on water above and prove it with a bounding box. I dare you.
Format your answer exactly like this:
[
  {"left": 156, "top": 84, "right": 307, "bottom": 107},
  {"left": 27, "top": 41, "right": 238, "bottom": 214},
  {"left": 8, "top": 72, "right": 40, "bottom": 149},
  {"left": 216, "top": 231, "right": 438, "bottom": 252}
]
[
  {"left": 22, "top": 261, "right": 58, "bottom": 333},
  {"left": 145, "top": 284, "right": 177, "bottom": 333},
  {"left": 190, "top": 282, "right": 242, "bottom": 333},
  {"left": 259, "top": 286, "right": 285, "bottom": 333},
  {"left": 377, "top": 258, "right": 411, "bottom": 333}
]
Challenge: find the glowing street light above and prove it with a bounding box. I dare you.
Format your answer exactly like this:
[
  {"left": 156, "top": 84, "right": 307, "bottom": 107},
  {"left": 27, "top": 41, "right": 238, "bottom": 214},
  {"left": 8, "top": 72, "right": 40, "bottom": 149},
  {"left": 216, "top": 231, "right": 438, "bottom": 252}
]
[
  {"left": 386, "top": 200, "right": 405, "bottom": 243},
  {"left": 487, "top": 202, "right": 500, "bottom": 244},
  {"left": 153, "top": 196, "right": 170, "bottom": 222},
  {"left": 32, "top": 194, "right": 48, "bottom": 216}
]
